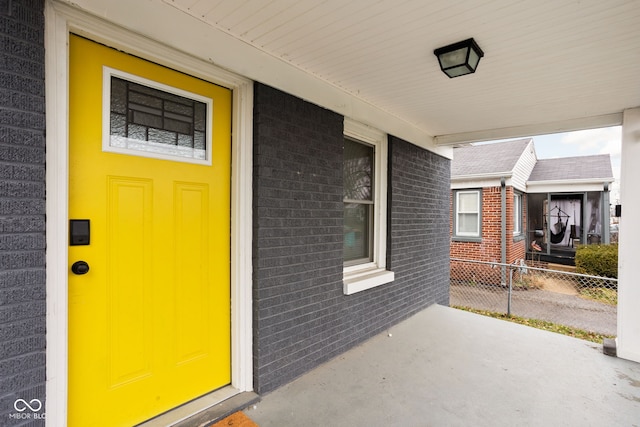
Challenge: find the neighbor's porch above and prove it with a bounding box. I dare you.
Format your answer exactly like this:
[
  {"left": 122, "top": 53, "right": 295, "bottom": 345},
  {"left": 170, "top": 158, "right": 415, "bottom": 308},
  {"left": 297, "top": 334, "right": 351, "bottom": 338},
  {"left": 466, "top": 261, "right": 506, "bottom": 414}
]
[
  {"left": 245, "top": 304, "right": 639, "bottom": 426},
  {"left": 526, "top": 190, "right": 612, "bottom": 266}
]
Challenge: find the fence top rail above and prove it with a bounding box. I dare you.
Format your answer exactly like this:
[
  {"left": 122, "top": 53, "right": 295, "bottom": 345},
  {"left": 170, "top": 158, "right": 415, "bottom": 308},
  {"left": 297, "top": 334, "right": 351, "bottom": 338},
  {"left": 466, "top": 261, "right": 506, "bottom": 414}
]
[{"left": 450, "top": 257, "right": 618, "bottom": 283}]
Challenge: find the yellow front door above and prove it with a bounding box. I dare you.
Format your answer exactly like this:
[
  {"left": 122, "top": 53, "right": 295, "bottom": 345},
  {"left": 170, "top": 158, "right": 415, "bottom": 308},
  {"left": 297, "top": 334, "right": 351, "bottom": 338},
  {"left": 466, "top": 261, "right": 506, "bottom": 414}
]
[{"left": 68, "top": 35, "right": 232, "bottom": 426}]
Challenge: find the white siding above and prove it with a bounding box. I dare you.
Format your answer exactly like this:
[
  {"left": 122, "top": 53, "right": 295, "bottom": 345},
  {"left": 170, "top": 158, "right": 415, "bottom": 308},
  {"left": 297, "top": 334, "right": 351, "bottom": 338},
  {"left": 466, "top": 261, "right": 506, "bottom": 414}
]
[{"left": 512, "top": 139, "right": 536, "bottom": 191}]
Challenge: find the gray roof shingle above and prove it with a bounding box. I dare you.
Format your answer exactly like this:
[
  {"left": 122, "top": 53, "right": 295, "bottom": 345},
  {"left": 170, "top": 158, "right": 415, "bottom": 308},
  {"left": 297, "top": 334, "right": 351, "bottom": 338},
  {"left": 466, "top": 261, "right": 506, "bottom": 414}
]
[
  {"left": 452, "top": 139, "right": 531, "bottom": 177},
  {"left": 528, "top": 154, "right": 613, "bottom": 182}
]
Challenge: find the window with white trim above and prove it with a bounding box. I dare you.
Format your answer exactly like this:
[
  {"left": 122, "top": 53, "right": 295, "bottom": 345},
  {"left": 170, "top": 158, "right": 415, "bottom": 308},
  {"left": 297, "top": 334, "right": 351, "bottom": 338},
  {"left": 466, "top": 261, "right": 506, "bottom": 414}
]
[
  {"left": 342, "top": 119, "right": 394, "bottom": 295},
  {"left": 344, "top": 137, "right": 374, "bottom": 264},
  {"left": 455, "top": 190, "right": 481, "bottom": 238},
  {"left": 513, "top": 192, "right": 523, "bottom": 236}
]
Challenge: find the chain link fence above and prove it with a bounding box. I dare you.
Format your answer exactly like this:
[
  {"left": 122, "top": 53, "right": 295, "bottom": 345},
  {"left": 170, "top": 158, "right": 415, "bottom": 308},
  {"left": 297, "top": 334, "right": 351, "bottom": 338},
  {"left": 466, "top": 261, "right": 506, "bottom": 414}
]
[{"left": 450, "top": 258, "right": 617, "bottom": 336}]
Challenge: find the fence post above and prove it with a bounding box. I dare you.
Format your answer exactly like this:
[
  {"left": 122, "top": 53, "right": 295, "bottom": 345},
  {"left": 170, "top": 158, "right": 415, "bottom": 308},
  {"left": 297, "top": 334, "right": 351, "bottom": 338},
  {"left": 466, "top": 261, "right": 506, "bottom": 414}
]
[{"left": 508, "top": 267, "right": 513, "bottom": 316}]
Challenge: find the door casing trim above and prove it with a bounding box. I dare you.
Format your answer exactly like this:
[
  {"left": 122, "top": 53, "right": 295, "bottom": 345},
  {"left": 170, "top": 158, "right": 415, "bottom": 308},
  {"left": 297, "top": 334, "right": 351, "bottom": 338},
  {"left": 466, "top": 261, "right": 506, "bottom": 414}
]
[{"left": 45, "top": 2, "right": 254, "bottom": 425}]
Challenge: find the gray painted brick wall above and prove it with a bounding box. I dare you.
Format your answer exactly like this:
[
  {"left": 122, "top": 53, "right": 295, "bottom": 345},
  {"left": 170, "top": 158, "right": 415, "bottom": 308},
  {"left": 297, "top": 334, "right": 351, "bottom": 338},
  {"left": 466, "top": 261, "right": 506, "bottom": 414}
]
[
  {"left": 387, "top": 136, "right": 451, "bottom": 306},
  {"left": 253, "top": 83, "right": 450, "bottom": 394},
  {"left": 0, "top": 1, "right": 46, "bottom": 425}
]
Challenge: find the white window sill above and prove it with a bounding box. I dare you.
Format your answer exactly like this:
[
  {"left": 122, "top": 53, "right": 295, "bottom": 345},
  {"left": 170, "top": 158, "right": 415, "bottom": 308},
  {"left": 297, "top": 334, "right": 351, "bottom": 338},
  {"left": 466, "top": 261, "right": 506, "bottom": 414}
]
[{"left": 343, "top": 267, "right": 395, "bottom": 295}]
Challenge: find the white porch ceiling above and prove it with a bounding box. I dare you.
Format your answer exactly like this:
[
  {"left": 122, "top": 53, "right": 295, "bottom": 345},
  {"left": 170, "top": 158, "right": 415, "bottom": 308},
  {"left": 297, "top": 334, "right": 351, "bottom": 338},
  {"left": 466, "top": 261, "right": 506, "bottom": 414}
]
[{"left": 161, "top": 0, "right": 639, "bottom": 144}]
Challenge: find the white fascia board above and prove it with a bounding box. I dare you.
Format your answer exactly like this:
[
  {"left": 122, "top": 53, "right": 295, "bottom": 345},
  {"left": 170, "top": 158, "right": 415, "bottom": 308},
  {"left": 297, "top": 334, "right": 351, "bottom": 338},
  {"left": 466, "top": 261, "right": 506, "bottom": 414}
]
[
  {"left": 451, "top": 175, "right": 512, "bottom": 190},
  {"left": 526, "top": 179, "right": 613, "bottom": 193},
  {"left": 434, "top": 113, "right": 623, "bottom": 146},
  {"left": 452, "top": 172, "right": 513, "bottom": 181},
  {"left": 65, "top": 0, "right": 451, "bottom": 158},
  {"left": 451, "top": 172, "right": 512, "bottom": 188}
]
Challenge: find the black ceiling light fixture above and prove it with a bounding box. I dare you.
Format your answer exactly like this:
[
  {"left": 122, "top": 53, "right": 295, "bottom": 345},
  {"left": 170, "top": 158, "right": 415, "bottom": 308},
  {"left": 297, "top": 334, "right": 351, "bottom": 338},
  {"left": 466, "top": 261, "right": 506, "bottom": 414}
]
[{"left": 434, "top": 38, "right": 484, "bottom": 78}]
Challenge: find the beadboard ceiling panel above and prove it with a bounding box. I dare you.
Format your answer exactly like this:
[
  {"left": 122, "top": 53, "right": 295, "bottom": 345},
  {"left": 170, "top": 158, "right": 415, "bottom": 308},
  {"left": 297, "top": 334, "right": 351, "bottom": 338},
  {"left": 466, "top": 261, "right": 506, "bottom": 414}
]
[{"left": 164, "top": 0, "right": 640, "bottom": 143}]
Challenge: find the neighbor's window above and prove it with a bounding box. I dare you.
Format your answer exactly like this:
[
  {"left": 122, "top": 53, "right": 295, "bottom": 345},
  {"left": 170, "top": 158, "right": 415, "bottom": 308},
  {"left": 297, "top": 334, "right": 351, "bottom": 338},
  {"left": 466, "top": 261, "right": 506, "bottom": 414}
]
[
  {"left": 513, "top": 192, "right": 523, "bottom": 235},
  {"left": 342, "top": 119, "right": 394, "bottom": 295},
  {"left": 455, "top": 190, "right": 481, "bottom": 238}
]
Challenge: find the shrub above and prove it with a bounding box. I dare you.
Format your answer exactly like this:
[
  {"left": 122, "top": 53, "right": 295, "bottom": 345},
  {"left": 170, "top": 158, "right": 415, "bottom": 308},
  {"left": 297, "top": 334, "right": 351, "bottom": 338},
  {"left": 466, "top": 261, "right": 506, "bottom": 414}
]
[{"left": 575, "top": 244, "right": 618, "bottom": 279}]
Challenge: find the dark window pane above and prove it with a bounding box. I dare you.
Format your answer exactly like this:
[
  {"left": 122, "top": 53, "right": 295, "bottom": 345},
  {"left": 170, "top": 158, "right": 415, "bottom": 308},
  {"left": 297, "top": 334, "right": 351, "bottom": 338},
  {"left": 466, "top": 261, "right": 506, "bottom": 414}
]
[
  {"left": 110, "top": 78, "right": 127, "bottom": 114},
  {"left": 164, "top": 117, "right": 192, "bottom": 135},
  {"left": 344, "top": 138, "right": 373, "bottom": 201},
  {"left": 344, "top": 203, "right": 372, "bottom": 262},
  {"left": 194, "top": 103, "right": 207, "bottom": 132},
  {"left": 129, "top": 91, "right": 163, "bottom": 109},
  {"left": 131, "top": 110, "right": 163, "bottom": 129},
  {"left": 165, "top": 100, "right": 193, "bottom": 116}
]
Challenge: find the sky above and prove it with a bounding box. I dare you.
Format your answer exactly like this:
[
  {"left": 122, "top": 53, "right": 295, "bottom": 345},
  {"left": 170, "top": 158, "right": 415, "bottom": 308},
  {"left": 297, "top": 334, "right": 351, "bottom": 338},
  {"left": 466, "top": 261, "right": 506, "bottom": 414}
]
[{"left": 481, "top": 126, "right": 622, "bottom": 203}]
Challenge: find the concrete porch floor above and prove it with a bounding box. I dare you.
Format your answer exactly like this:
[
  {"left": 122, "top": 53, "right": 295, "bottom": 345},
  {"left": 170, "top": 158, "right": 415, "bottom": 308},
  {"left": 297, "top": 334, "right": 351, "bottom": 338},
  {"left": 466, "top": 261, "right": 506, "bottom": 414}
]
[{"left": 246, "top": 304, "right": 640, "bottom": 426}]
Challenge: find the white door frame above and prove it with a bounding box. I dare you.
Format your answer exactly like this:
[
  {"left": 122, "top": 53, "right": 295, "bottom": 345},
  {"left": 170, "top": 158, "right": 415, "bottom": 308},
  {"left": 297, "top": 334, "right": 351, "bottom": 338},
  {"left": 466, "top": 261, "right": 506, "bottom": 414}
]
[{"left": 44, "top": 2, "right": 254, "bottom": 425}]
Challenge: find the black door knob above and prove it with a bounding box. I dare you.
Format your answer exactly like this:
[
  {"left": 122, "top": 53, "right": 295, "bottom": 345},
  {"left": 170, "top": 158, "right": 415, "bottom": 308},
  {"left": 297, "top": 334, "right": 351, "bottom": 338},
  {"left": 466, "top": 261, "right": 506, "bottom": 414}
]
[{"left": 71, "top": 261, "right": 90, "bottom": 275}]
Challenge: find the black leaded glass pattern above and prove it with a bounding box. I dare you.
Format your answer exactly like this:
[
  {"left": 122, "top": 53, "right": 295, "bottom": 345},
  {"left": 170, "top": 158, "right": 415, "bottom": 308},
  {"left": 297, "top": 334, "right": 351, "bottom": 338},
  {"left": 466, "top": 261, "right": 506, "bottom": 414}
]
[{"left": 109, "top": 76, "right": 208, "bottom": 159}]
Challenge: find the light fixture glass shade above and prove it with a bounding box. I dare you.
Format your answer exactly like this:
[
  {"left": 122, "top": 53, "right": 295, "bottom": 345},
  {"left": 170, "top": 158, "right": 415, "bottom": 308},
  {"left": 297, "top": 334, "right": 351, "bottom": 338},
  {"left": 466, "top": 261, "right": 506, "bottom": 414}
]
[{"left": 434, "top": 38, "right": 484, "bottom": 78}]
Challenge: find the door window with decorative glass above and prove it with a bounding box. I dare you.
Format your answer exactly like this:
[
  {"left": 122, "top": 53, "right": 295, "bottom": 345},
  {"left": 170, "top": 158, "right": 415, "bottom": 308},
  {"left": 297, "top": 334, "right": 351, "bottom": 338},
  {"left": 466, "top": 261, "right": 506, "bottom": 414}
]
[{"left": 104, "top": 67, "right": 213, "bottom": 165}]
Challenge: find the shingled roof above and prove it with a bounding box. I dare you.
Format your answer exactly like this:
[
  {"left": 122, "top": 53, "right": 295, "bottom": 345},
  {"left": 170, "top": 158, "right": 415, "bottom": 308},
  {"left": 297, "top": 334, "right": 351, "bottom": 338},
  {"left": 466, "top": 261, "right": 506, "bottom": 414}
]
[
  {"left": 528, "top": 154, "right": 613, "bottom": 182},
  {"left": 451, "top": 138, "right": 532, "bottom": 177}
]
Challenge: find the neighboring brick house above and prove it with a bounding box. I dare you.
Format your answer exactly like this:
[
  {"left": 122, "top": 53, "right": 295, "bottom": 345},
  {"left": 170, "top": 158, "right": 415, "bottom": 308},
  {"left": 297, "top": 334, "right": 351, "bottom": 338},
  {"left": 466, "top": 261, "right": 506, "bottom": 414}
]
[
  {"left": 451, "top": 139, "right": 534, "bottom": 265},
  {"left": 451, "top": 139, "right": 614, "bottom": 266}
]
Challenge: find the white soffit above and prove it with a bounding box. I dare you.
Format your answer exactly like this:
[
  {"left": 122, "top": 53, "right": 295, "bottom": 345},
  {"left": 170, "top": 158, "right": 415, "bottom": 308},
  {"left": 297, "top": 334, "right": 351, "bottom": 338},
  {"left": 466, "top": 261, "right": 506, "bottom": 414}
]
[{"left": 69, "top": 0, "right": 640, "bottom": 146}]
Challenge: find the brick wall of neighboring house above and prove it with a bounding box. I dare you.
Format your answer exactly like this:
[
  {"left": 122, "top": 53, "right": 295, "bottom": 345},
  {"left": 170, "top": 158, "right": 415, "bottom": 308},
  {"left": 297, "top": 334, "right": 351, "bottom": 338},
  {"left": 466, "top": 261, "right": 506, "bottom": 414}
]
[
  {"left": 0, "top": 0, "right": 47, "bottom": 423},
  {"left": 481, "top": 186, "right": 503, "bottom": 261},
  {"left": 451, "top": 185, "right": 527, "bottom": 264},
  {"left": 252, "top": 83, "right": 450, "bottom": 394}
]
